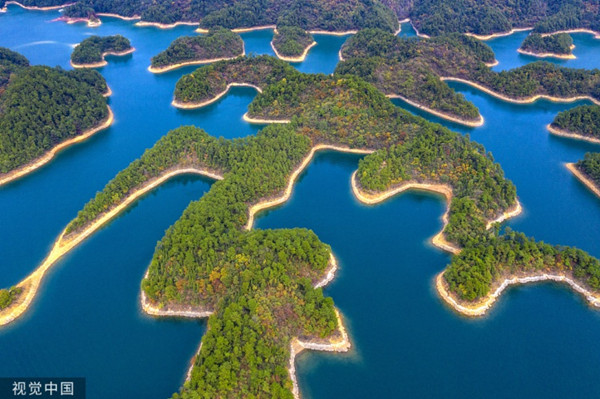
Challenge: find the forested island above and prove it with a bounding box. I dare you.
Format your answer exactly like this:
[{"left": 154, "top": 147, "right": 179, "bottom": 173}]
[
  {"left": 149, "top": 28, "right": 244, "bottom": 73},
  {"left": 549, "top": 104, "right": 600, "bottom": 143},
  {"left": 570, "top": 153, "right": 600, "bottom": 198},
  {"left": 0, "top": 47, "right": 111, "bottom": 184},
  {"left": 519, "top": 33, "right": 574, "bottom": 59},
  {"left": 71, "top": 35, "right": 134, "bottom": 68},
  {"left": 271, "top": 26, "right": 315, "bottom": 62},
  {"left": 5, "top": 53, "right": 600, "bottom": 396},
  {"left": 337, "top": 29, "right": 600, "bottom": 126}
]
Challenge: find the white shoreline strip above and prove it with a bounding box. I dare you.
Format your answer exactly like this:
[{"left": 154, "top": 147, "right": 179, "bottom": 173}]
[
  {"left": 5, "top": 1, "right": 74, "bottom": 10},
  {"left": 465, "top": 27, "right": 533, "bottom": 41},
  {"left": 270, "top": 40, "right": 317, "bottom": 63},
  {"left": 566, "top": 162, "right": 600, "bottom": 199},
  {"left": 172, "top": 83, "right": 262, "bottom": 109},
  {"left": 547, "top": 124, "right": 600, "bottom": 145},
  {"left": 0, "top": 107, "right": 114, "bottom": 187},
  {"left": 148, "top": 44, "right": 245, "bottom": 73},
  {"left": 517, "top": 48, "right": 575, "bottom": 60},
  {"left": 70, "top": 47, "right": 135, "bottom": 69},
  {"left": 387, "top": 93, "right": 484, "bottom": 127}
]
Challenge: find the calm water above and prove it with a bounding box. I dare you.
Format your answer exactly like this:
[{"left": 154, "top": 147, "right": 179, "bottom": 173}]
[{"left": 1, "top": 5, "right": 600, "bottom": 398}]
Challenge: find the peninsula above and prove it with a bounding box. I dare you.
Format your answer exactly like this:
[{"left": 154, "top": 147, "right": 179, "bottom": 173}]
[
  {"left": 548, "top": 105, "right": 600, "bottom": 144},
  {"left": 149, "top": 28, "right": 244, "bottom": 73},
  {"left": 0, "top": 48, "right": 111, "bottom": 185},
  {"left": 70, "top": 35, "right": 134, "bottom": 68},
  {"left": 568, "top": 156, "right": 600, "bottom": 199},
  {"left": 518, "top": 33, "right": 575, "bottom": 59}
]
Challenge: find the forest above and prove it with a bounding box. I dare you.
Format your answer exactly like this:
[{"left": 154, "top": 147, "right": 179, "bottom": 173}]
[
  {"left": 551, "top": 104, "right": 600, "bottom": 139},
  {"left": 151, "top": 28, "right": 243, "bottom": 69},
  {"left": 338, "top": 29, "right": 600, "bottom": 114},
  {"left": 520, "top": 33, "right": 574, "bottom": 55},
  {"left": 0, "top": 48, "right": 109, "bottom": 174},
  {"left": 576, "top": 152, "right": 600, "bottom": 187},
  {"left": 71, "top": 35, "right": 132, "bottom": 65},
  {"left": 0, "top": 287, "right": 22, "bottom": 310},
  {"left": 55, "top": 56, "right": 600, "bottom": 397},
  {"left": 271, "top": 26, "right": 314, "bottom": 58}
]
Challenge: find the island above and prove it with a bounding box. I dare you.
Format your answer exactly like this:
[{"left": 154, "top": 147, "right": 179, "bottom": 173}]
[
  {"left": 149, "top": 28, "right": 244, "bottom": 73},
  {"left": 0, "top": 47, "right": 112, "bottom": 186},
  {"left": 568, "top": 153, "right": 600, "bottom": 199},
  {"left": 3, "top": 55, "right": 600, "bottom": 398},
  {"left": 271, "top": 26, "right": 316, "bottom": 62},
  {"left": 54, "top": 3, "right": 101, "bottom": 27},
  {"left": 70, "top": 35, "right": 134, "bottom": 68},
  {"left": 518, "top": 33, "right": 575, "bottom": 59},
  {"left": 548, "top": 104, "right": 600, "bottom": 144},
  {"left": 337, "top": 29, "right": 600, "bottom": 126}
]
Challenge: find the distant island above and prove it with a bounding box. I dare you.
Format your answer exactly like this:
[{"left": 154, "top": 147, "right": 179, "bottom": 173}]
[
  {"left": 0, "top": 47, "right": 112, "bottom": 186},
  {"left": 71, "top": 35, "right": 134, "bottom": 68},
  {"left": 518, "top": 33, "right": 575, "bottom": 59},
  {"left": 149, "top": 28, "right": 244, "bottom": 73},
  {"left": 548, "top": 105, "right": 600, "bottom": 144},
  {"left": 271, "top": 26, "right": 316, "bottom": 62}
]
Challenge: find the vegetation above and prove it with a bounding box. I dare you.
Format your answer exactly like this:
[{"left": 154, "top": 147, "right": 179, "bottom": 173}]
[
  {"left": 151, "top": 28, "right": 243, "bottom": 69},
  {"left": 57, "top": 0, "right": 398, "bottom": 32},
  {"left": 272, "top": 26, "right": 314, "bottom": 58},
  {"left": 0, "top": 287, "right": 22, "bottom": 310},
  {"left": 0, "top": 47, "right": 29, "bottom": 89},
  {"left": 520, "top": 33, "right": 574, "bottom": 55},
  {"left": 338, "top": 29, "right": 600, "bottom": 120},
  {"left": 551, "top": 104, "right": 600, "bottom": 140},
  {"left": 71, "top": 35, "right": 132, "bottom": 65},
  {"left": 576, "top": 152, "right": 600, "bottom": 187},
  {"left": 408, "top": 0, "right": 600, "bottom": 37},
  {"left": 0, "top": 49, "right": 109, "bottom": 174}
]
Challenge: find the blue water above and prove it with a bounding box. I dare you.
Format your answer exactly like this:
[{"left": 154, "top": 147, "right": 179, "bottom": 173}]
[{"left": 1, "top": 5, "right": 600, "bottom": 399}]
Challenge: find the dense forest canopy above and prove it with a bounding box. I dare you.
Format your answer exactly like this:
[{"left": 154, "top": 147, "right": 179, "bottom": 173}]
[
  {"left": 520, "top": 33, "right": 574, "bottom": 55},
  {"left": 576, "top": 152, "right": 600, "bottom": 187},
  {"left": 151, "top": 28, "right": 243, "bottom": 68},
  {"left": 71, "top": 35, "right": 132, "bottom": 65},
  {"left": 551, "top": 104, "right": 600, "bottom": 139},
  {"left": 271, "top": 26, "right": 314, "bottom": 58},
  {"left": 0, "top": 48, "right": 109, "bottom": 174}
]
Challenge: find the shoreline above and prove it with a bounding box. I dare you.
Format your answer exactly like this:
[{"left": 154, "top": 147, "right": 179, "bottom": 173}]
[
  {"left": 245, "top": 145, "right": 374, "bottom": 230},
  {"left": 387, "top": 93, "right": 484, "bottom": 127},
  {"left": 0, "top": 107, "right": 114, "bottom": 187},
  {"left": 540, "top": 29, "right": 600, "bottom": 39},
  {"left": 547, "top": 124, "right": 600, "bottom": 145},
  {"left": 148, "top": 46, "right": 245, "bottom": 73},
  {"left": 409, "top": 20, "right": 430, "bottom": 38},
  {"left": 270, "top": 41, "right": 317, "bottom": 63},
  {"left": 242, "top": 112, "right": 290, "bottom": 124},
  {"left": 96, "top": 12, "right": 140, "bottom": 21},
  {"left": 0, "top": 167, "right": 224, "bottom": 326},
  {"left": 517, "top": 48, "right": 575, "bottom": 60},
  {"left": 350, "top": 172, "right": 522, "bottom": 254},
  {"left": 171, "top": 83, "right": 262, "bottom": 109},
  {"left": 441, "top": 77, "right": 600, "bottom": 106},
  {"left": 70, "top": 47, "right": 135, "bottom": 69},
  {"left": 135, "top": 20, "right": 198, "bottom": 29},
  {"left": 465, "top": 27, "right": 532, "bottom": 41},
  {"left": 436, "top": 271, "right": 600, "bottom": 317},
  {"left": 53, "top": 16, "right": 100, "bottom": 27},
  {"left": 566, "top": 162, "right": 600, "bottom": 199},
  {"left": 5, "top": 1, "right": 74, "bottom": 11}
]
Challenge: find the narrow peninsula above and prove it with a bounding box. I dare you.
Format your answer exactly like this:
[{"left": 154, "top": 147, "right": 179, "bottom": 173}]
[
  {"left": 70, "top": 35, "right": 134, "bottom": 68},
  {"left": 271, "top": 26, "right": 316, "bottom": 62},
  {"left": 149, "top": 28, "right": 244, "bottom": 73},
  {"left": 0, "top": 47, "right": 112, "bottom": 186}
]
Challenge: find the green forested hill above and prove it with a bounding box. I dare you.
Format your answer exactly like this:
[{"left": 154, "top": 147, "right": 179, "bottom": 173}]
[
  {"left": 520, "top": 33, "right": 574, "bottom": 55},
  {"left": 551, "top": 105, "right": 600, "bottom": 139},
  {"left": 0, "top": 48, "right": 109, "bottom": 174},
  {"left": 71, "top": 35, "right": 132, "bottom": 65}
]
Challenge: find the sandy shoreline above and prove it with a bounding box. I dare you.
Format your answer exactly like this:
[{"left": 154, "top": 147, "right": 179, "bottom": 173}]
[
  {"left": 245, "top": 145, "right": 374, "bottom": 230},
  {"left": 387, "top": 93, "right": 484, "bottom": 127},
  {"left": 465, "top": 27, "right": 532, "bottom": 41},
  {"left": 436, "top": 271, "right": 600, "bottom": 317},
  {"left": 70, "top": 47, "right": 135, "bottom": 69},
  {"left": 270, "top": 41, "right": 317, "bottom": 62},
  {"left": 5, "top": 1, "right": 74, "bottom": 10},
  {"left": 441, "top": 77, "right": 600, "bottom": 106},
  {"left": 53, "top": 15, "right": 100, "bottom": 27},
  {"left": 566, "top": 162, "right": 600, "bottom": 199},
  {"left": 0, "top": 167, "right": 224, "bottom": 326},
  {"left": 135, "top": 20, "right": 198, "bottom": 29},
  {"left": 148, "top": 45, "right": 245, "bottom": 73},
  {"left": 171, "top": 83, "right": 262, "bottom": 109},
  {"left": 517, "top": 48, "right": 575, "bottom": 60},
  {"left": 547, "top": 124, "right": 600, "bottom": 144},
  {"left": 96, "top": 13, "right": 140, "bottom": 21},
  {"left": 540, "top": 29, "right": 600, "bottom": 39},
  {"left": 0, "top": 107, "right": 114, "bottom": 188},
  {"left": 351, "top": 172, "right": 522, "bottom": 254},
  {"left": 242, "top": 112, "right": 290, "bottom": 124}
]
